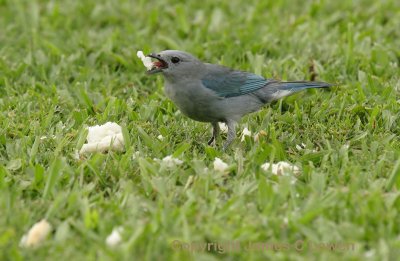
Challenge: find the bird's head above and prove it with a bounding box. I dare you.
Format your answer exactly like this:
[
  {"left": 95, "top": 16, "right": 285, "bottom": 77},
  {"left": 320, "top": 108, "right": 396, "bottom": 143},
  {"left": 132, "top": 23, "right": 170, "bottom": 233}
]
[{"left": 146, "top": 50, "right": 205, "bottom": 79}]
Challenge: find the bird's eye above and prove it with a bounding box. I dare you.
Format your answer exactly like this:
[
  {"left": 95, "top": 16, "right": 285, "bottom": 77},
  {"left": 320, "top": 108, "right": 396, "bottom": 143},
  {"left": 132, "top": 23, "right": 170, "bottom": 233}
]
[{"left": 171, "top": 57, "right": 180, "bottom": 63}]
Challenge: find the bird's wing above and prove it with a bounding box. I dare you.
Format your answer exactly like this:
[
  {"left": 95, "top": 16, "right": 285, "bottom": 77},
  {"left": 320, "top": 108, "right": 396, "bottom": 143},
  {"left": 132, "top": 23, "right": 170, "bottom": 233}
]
[{"left": 201, "top": 64, "right": 276, "bottom": 98}]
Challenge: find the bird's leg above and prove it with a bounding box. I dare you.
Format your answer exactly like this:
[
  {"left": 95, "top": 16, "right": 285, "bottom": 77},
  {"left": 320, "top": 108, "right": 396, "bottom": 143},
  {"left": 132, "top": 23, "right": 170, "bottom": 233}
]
[
  {"left": 223, "top": 120, "right": 237, "bottom": 150},
  {"left": 207, "top": 122, "right": 220, "bottom": 146}
]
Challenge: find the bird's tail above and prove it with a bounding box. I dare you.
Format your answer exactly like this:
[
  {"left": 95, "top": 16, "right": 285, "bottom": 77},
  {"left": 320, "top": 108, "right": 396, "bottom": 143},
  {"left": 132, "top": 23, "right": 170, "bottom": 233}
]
[
  {"left": 267, "top": 81, "right": 332, "bottom": 101},
  {"left": 279, "top": 81, "right": 332, "bottom": 91}
]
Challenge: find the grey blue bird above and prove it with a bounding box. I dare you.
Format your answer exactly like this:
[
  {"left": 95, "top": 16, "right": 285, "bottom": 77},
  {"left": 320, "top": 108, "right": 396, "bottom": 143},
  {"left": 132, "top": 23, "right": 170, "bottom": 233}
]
[{"left": 146, "top": 50, "right": 331, "bottom": 150}]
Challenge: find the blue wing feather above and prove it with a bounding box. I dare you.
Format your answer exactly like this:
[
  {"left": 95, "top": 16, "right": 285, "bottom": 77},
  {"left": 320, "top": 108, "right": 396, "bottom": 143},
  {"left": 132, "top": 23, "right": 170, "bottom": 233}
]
[
  {"left": 201, "top": 64, "right": 271, "bottom": 98},
  {"left": 201, "top": 64, "right": 331, "bottom": 98}
]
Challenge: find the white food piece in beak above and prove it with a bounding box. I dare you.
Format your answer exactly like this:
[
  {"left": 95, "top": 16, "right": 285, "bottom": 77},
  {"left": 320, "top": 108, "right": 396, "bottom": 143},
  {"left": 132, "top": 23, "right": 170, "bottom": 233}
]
[{"left": 137, "top": 50, "right": 153, "bottom": 70}]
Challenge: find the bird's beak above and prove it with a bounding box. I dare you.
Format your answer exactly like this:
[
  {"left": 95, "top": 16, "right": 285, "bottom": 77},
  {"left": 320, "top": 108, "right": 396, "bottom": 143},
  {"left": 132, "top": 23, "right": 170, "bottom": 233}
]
[{"left": 146, "top": 53, "right": 168, "bottom": 74}]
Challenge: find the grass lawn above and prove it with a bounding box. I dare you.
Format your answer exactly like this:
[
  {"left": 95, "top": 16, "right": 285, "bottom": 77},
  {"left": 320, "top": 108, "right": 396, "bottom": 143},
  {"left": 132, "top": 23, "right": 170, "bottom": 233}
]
[{"left": 1, "top": 0, "right": 400, "bottom": 260}]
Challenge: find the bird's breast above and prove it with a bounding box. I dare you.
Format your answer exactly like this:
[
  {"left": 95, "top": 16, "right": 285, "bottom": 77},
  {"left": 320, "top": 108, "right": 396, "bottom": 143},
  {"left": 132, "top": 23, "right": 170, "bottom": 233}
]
[{"left": 164, "top": 81, "right": 221, "bottom": 122}]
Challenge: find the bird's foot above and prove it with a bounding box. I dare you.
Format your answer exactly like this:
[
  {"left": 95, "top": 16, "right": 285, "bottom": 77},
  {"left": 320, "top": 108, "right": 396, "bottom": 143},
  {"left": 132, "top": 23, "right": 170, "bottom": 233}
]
[
  {"left": 222, "top": 120, "right": 237, "bottom": 151},
  {"left": 208, "top": 122, "right": 220, "bottom": 147},
  {"left": 222, "top": 140, "right": 232, "bottom": 151},
  {"left": 207, "top": 136, "right": 215, "bottom": 146}
]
